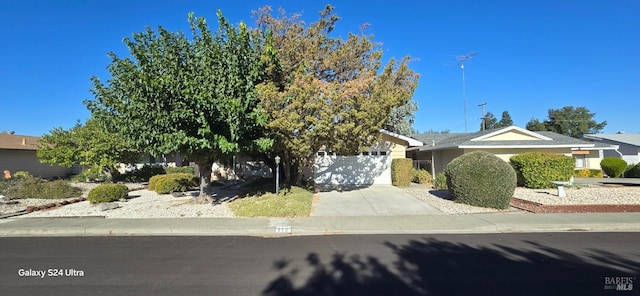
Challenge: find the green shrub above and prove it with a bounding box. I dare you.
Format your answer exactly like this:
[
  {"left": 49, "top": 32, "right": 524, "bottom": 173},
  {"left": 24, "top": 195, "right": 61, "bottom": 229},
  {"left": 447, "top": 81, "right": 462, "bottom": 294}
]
[
  {"left": 149, "top": 173, "right": 197, "bottom": 194},
  {"left": 445, "top": 151, "right": 516, "bottom": 209},
  {"left": 165, "top": 166, "right": 195, "bottom": 175},
  {"left": 148, "top": 174, "right": 166, "bottom": 191},
  {"left": 600, "top": 157, "right": 627, "bottom": 178},
  {"left": 391, "top": 158, "right": 413, "bottom": 187},
  {"left": 87, "top": 183, "right": 129, "bottom": 204},
  {"left": 0, "top": 176, "right": 81, "bottom": 199},
  {"left": 624, "top": 163, "right": 640, "bottom": 178},
  {"left": 154, "top": 173, "right": 197, "bottom": 194},
  {"left": 510, "top": 152, "right": 574, "bottom": 189},
  {"left": 433, "top": 172, "right": 448, "bottom": 190},
  {"left": 411, "top": 168, "right": 432, "bottom": 184}
]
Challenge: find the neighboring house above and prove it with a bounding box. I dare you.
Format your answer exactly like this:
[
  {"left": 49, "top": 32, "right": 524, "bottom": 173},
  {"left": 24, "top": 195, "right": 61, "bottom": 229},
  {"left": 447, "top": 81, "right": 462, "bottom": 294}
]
[
  {"left": 0, "top": 132, "right": 73, "bottom": 179},
  {"left": 408, "top": 126, "right": 618, "bottom": 177},
  {"left": 583, "top": 133, "right": 640, "bottom": 165},
  {"left": 313, "top": 129, "right": 424, "bottom": 185}
]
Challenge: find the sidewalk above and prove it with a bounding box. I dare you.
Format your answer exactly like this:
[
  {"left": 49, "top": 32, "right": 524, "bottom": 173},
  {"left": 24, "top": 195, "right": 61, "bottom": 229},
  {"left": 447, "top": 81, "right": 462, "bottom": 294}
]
[{"left": 1, "top": 212, "right": 639, "bottom": 237}]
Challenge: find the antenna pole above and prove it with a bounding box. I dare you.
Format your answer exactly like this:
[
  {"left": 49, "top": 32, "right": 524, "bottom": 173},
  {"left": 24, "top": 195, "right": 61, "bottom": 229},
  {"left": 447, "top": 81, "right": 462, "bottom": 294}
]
[
  {"left": 478, "top": 102, "right": 487, "bottom": 131},
  {"left": 457, "top": 52, "right": 477, "bottom": 133},
  {"left": 461, "top": 63, "right": 467, "bottom": 132}
]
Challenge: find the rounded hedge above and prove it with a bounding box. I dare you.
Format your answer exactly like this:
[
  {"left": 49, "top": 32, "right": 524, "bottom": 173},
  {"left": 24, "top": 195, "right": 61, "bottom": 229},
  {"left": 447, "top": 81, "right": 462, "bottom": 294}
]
[
  {"left": 600, "top": 157, "right": 627, "bottom": 178},
  {"left": 88, "top": 183, "right": 128, "bottom": 204},
  {"left": 153, "top": 173, "right": 197, "bottom": 194},
  {"left": 445, "top": 151, "right": 516, "bottom": 209}
]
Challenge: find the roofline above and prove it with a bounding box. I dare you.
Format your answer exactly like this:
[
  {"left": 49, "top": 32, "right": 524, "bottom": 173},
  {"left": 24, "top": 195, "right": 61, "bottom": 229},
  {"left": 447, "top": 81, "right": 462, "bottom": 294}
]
[
  {"left": 471, "top": 126, "right": 553, "bottom": 141},
  {"left": 583, "top": 134, "right": 640, "bottom": 148},
  {"left": 380, "top": 129, "right": 424, "bottom": 147},
  {"left": 458, "top": 144, "right": 594, "bottom": 149}
]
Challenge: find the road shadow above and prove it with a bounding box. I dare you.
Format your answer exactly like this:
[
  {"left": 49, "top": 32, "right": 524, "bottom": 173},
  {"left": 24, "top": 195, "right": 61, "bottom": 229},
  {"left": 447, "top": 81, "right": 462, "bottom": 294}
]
[{"left": 263, "top": 237, "right": 639, "bottom": 296}]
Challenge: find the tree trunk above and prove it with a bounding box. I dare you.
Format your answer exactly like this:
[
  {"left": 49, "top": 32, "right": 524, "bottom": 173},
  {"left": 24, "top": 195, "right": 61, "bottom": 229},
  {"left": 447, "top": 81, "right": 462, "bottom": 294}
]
[
  {"left": 283, "top": 153, "right": 292, "bottom": 185},
  {"left": 196, "top": 161, "right": 214, "bottom": 203}
]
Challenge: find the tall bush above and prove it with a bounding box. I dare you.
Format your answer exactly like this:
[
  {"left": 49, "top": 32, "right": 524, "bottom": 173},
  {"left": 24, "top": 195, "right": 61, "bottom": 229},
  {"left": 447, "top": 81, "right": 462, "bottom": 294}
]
[
  {"left": 445, "top": 151, "right": 516, "bottom": 209},
  {"left": 600, "top": 157, "right": 628, "bottom": 178},
  {"left": 391, "top": 158, "right": 412, "bottom": 187},
  {"left": 510, "top": 152, "right": 574, "bottom": 189}
]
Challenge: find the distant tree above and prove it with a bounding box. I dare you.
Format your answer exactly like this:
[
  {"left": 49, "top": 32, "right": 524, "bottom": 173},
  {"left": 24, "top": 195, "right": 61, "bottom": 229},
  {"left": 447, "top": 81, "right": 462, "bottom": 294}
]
[
  {"left": 481, "top": 112, "right": 498, "bottom": 130},
  {"left": 254, "top": 5, "right": 419, "bottom": 184},
  {"left": 525, "top": 106, "right": 607, "bottom": 138},
  {"left": 526, "top": 118, "right": 546, "bottom": 131},
  {"left": 497, "top": 111, "right": 514, "bottom": 127},
  {"left": 37, "top": 118, "right": 139, "bottom": 178},
  {"left": 386, "top": 100, "right": 418, "bottom": 135},
  {"left": 85, "top": 11, "right": 271, "bottom": 200},
  {"left": 482, "top": 110, "right": 513, "bottom": 131}
]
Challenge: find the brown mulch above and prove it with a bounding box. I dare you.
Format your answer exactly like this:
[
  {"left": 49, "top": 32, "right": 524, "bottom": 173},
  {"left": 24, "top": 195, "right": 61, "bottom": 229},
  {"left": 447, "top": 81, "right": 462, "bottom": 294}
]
[{"left": 510, "top": 198, "right": 640, "bottom": 213}]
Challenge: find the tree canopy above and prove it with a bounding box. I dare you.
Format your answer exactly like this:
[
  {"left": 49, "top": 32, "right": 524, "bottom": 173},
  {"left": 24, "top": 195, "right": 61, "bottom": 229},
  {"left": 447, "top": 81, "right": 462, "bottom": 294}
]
[
  {"left": 85, "top": 11, "right": 272, "bottom": 197},
  {"left": 254, "top": 5, "right": 419, "bottom": 183},
  {"left": 480, "top": 110, "right": 513, "bottom": 131},
  {"left": 37, "top": 118, "right": 139, "bottom": 176},
  {"left": 525, "top": 106, "right": 607, "bottom": 138}
]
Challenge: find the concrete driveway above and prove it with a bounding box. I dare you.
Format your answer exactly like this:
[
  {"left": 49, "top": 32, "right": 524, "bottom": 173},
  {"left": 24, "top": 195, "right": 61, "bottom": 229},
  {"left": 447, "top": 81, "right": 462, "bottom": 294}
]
[{"left": 311, "top": 185, "right": 445, "bottom": 216}]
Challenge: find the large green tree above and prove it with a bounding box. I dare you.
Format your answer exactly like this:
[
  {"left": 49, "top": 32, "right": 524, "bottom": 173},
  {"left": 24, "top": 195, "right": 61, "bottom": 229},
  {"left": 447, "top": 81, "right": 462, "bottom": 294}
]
[
  {"left": 37, "top": 118, "right": 139, "bottom": 177},
  {"left": 85, "top": 11, "right": 271, "bottom": 199},
  {"left": 525, "top": 106, "right": 607, "bottom": 138},
  {"left": 254, "top": 5, "right": 419, "bottom": 184}
]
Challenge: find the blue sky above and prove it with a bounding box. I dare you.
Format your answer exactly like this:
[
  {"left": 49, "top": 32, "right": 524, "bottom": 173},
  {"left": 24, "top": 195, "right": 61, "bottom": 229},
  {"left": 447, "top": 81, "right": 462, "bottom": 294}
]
[{"left": 1, "top": 0, "right": 638, "bottom": 136}]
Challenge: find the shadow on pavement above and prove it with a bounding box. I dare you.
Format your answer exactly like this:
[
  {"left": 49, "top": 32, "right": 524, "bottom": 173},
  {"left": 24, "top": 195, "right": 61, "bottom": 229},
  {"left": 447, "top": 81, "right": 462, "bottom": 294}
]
[{"left": 263, "top": 238, "right": 639, "bottom": 296}]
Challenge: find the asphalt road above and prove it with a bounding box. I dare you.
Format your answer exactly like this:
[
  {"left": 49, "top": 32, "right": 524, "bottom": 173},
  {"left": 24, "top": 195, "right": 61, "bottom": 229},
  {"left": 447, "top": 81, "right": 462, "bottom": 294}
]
[{"left": 1, "top": 233, "right": 638, "bottom": 296}]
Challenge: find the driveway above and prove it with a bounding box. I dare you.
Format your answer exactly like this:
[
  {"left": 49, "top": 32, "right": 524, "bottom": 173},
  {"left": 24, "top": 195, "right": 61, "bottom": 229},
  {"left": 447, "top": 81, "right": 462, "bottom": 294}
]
[{"left": 311, "top": 185, "right": 445, "bottom": 216}]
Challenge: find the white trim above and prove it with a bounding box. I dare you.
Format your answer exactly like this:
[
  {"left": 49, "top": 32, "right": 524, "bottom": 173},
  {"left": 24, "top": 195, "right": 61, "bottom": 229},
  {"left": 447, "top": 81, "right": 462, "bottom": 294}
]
[
  {"left": 470, "top": 126, "right": 552, "bottom": 141},
  {"left": 379, "top": 129, "right": 424, "bottom": 147},
  {"left": 459, "top": 144, "right": 594, "bottom": 149},
  {"left": 571, "top": 145, "right": 619, "bottom": 151}
]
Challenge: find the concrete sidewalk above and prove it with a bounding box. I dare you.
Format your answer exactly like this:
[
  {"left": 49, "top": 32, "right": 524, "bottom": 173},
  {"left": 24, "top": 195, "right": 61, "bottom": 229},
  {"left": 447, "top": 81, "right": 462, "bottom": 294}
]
[{"left": 1, "top": 212, "right": 639, "bottom": 237}]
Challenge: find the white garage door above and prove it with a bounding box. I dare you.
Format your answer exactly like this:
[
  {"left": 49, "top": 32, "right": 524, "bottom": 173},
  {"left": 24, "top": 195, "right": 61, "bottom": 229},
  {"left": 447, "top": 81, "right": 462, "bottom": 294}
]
[{"left": 313, "top": 154, "right": 392, "bottom": 185}]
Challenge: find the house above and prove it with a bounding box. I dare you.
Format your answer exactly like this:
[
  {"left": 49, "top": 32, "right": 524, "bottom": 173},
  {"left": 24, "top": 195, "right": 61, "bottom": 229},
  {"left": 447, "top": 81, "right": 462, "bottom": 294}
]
[
  {"left": 0, "top": 132, "right": 73, "bottom": 179},
  {"left": 583, "top": 133, "right": 640, "bottom": 165},
  {"left": 312, "top": 129, "right": 424, "bottom": 185},
  {"left": 408, "top": 126, "right": 618, "bottom": 176}
]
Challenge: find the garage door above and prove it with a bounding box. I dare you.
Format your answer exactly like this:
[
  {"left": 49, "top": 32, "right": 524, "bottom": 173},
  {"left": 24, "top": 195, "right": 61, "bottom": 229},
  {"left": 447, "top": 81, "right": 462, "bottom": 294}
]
[{"left": 313, "top": 154, "right": 392, "bottom": 185}]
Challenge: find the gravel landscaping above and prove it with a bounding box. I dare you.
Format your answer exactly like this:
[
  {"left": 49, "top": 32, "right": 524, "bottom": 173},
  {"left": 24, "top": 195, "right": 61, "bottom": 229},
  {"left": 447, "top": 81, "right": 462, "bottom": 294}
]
[
  {"left": 2, "top": 181, "right": 639, "bottom": 218},
  {"left": 18, "top": 189, "right": 235, "bottom": 218},
  {"left": 403, "top": 183, "right": 640, "bottom": 215}
]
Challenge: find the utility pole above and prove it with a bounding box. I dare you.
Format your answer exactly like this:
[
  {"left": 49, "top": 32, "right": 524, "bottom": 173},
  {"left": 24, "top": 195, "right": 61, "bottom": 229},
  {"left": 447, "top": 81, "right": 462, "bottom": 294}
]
[
  {"left": 457, "top": 52, "right": 478, "bottom": 133},
  {"left": 478, "top": 102, "right": 487, "bottom": 131}
]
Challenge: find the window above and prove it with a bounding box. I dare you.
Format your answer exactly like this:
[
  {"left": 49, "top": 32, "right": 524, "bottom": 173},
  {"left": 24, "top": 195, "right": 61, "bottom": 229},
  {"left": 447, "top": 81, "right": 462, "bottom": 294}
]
[
  {"left": 317, "top": 152, "right": 325, "bottom": 157},
  {"left": 574, "top": 155, "right": 588, "bottom": 168},
  {"left": 362, "top": 151, "right": 369, "bottom": 156},
  {"left": 371, "top": 151, "right": 378, "bottom": 156},
  {"left": 380, "top": 151, "right": 387, "bottom": 156}
]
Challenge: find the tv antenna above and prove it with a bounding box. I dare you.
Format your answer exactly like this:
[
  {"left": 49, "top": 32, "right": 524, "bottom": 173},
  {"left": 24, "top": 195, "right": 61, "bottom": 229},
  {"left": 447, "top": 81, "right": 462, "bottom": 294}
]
[
  {"left": 478, "top": 102, "right": 487, "bottom": 131},
  {"left": 457, "top": 52, "right": 478, "bottom": 132}
]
